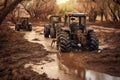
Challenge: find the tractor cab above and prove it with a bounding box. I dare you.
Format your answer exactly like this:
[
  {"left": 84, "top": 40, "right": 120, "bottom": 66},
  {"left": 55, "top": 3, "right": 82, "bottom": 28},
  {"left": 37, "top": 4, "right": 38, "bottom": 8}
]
[
  {"left": 20, "top": 17, "right": 29, "bottom": 28},
  {"left": 50, "top": 16, "right": 61, "bottom": 23},
  {"left": 57, "top": 12, "right": 99, "bottom": 52},
  {"left": 15, "top": 17, "right": 32, "bottom": 31},
  {"left": 65, "top": 13, "right": 86, "bottom": 33},
  {"left": 49, "top": 16, "right": 61, "bottom": 28},
  {"left": 44, "top": 16, "right": 61, "bottom": 38}
]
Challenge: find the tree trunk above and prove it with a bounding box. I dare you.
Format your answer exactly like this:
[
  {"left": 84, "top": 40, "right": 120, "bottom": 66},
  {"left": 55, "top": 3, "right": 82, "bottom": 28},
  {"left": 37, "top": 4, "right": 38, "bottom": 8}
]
[
  {"left": 107, "top": 1, "right": 118, "bottom": 22},
  {"left": 104, "top": 13, "right": 108, "bottom": 22},
  {"left": 0, "top": 0, "right": 23, "bottom": 25},
  {"left": 100, "top": 8, "right": 104, "bottom": 21},
  {"left": 93, "top": 11, "right": 97, "bottom": 22},
  {"left": 118, "top": 7, "right": 120, "bottom": 21}
]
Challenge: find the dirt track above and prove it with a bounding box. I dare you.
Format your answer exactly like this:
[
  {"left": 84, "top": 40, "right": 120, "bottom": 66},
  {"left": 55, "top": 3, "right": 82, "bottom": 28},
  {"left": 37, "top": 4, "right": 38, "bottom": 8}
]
[
  {"left": 22, "top": 25, "right": 120, "bottom": 79},
  {"left": 0, "top": 22, "right": 120, "bottom": 80},
  {"left": 0, "top": 25, "right": 58, "bottom": 80}
]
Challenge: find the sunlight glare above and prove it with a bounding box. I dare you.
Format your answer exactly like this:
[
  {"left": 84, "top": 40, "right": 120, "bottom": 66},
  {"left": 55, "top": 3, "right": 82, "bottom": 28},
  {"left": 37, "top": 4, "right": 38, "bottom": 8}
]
[{"left": 57, "top": 0, "right": 69, "bottom": 4}]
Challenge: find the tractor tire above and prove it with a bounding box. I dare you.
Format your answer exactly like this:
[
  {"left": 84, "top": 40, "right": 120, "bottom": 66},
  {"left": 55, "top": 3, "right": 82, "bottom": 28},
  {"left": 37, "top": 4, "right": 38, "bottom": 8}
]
[
  {"left": 44, "top": 25, "right": 50, "bottom": 38},
  {"left": 15, "top": 24, "right": 20, "bottom": 31},
  {"left": 59, "top": 31, "right": 71, "bottom": 52},
  {"left": 87, "top": 31, "right": 99, "bottom": 51},
  {"left": 56, "top": 26, "right": 62, "bottom": 49},
  {"left": 50, "top": 27, "right": 56, "bottom": 38},
  {"left": 28, "top": 24, "right": 32, "bottom": 31}
]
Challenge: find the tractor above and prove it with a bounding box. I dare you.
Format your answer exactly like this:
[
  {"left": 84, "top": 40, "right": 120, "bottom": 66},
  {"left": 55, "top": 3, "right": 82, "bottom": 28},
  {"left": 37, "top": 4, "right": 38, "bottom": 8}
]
[
  {"left": 44, "top": 16, "right": 61, "bottom": 38},
  {"left": 57, "top": 12, "right": 99, "bottom": 52},
  {"left": 15, "top": 17, "right": 32, "bottom": 31}
]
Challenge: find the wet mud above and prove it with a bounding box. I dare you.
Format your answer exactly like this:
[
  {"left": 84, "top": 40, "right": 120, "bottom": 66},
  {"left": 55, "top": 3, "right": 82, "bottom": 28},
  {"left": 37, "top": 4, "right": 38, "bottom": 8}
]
[
  {"left": 24, "top": 26, "right": 120, "bottom": 80},
  {"left": 0, "top": 23, "right": 120, "bottom": 80}
]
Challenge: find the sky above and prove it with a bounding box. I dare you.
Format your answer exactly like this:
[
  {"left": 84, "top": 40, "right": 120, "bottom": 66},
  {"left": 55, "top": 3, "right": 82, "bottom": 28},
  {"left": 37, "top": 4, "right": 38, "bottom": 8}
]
[{"left": 56, "top": 0, "right": 69, "bottom": 4}]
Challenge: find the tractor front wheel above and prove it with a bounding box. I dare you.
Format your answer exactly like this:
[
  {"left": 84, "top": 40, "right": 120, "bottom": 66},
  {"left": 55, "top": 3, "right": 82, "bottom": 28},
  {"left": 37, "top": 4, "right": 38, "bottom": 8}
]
[
  {"left": 59, "top": 31, "right": 71, "bottom": 52},
  {"left": 44, "top": 25, "right": 50, "bottom": 38},
  {"left": 87, "top": 30, "right": 99, "bottom": 51}
]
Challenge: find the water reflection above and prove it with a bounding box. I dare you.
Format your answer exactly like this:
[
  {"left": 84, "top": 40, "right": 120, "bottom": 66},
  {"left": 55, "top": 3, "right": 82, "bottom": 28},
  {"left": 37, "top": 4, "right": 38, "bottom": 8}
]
[
  {"left": 86, "top": 70, "right": 120, "bottom": 80},
  {"left": 24, "top": 53, "right": 120, "bottom": 80},
  {"left": 24, "top": 54, "right": 80, "bottom": 80},
  {"left": 59, "top": 52, "right": 120, "bottom": 80}
]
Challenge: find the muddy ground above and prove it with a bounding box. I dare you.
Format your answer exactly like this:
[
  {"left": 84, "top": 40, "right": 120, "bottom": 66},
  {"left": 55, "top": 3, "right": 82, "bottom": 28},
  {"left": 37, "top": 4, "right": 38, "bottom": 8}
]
[
  {"left": 0, "top": 21, "right": 120, "bottom": 80},
  {"left": 59, "top": 22, "right": 120, "bottom": 77},
  {"left": 0, "top": 24, "right": 58, "bottom": 80}
]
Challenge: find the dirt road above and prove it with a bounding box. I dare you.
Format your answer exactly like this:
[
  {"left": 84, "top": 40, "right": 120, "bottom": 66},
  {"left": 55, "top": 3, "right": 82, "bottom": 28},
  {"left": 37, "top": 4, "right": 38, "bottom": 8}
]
[
  {"left": 0, "top": 23, "right": 120, "bottom": 80},
  {"left": 23, "top": 26, "right": 120, "bottom": 80}
]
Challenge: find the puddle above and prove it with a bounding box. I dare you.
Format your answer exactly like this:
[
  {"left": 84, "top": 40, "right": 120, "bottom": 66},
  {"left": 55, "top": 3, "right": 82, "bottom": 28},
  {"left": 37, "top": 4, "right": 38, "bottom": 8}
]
[
  {"left": 24, "top": 54, "right": 80, "bottom": 80},
  {"left": 24, "top": 27, "right": 57, "bottom": 52},
  {"left": 86, "top": 70, "right": 120, "bottom": 80},
  {"left": 24, "top": 53, "right": 120, "bottom": 80}
]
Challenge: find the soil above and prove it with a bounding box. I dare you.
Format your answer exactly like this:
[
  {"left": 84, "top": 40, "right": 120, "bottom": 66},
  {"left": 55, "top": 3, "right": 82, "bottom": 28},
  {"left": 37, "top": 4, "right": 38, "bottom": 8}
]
[
  {"left": 86, "top": 23, "right": 120, "bottom": 76},
  {"left": 0, "top": 21, "right": 120, "bottom": 80},
  {"left": 0, "top": 24, "right": 58, "bottom": 80},
  {"left": 87, "top": 21, "right": 120, "bottom": 29}
]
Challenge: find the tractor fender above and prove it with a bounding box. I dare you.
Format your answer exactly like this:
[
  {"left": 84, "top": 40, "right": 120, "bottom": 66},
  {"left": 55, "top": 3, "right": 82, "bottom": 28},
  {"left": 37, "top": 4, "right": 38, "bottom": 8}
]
[
  {"left": 88, "top": 29, "right": 94, "bottom": 34},
  {"left": 61, "top": 28, "right": 70, "bottom": 35}
]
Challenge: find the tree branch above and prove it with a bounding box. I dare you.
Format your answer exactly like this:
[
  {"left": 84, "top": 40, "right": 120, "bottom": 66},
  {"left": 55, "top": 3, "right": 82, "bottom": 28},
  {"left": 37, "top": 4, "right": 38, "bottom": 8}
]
[{"left": 0, "top": 0, "right": 23, "bottom": 25}]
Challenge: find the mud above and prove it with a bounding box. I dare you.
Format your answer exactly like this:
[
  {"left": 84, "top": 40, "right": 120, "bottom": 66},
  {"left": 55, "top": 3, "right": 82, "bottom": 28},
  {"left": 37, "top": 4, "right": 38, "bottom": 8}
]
[
  {"left": 23, "top": 24, "right": 120, "bottom": 80},
  {"left": 24, "top": 27, "right": 58, "bottom": 52},
  {"left": 0, "top": 25, "right": 58, "bottom": 80},
  {"left": 0, "top": 21, "right": 120, "bottom": 80}
]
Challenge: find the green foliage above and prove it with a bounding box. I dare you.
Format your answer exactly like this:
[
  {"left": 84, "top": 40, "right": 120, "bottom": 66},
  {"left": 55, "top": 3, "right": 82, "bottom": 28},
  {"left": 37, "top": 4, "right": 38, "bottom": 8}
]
[{"left": 58, "top": 3, "right": 76, "bottom": 16}]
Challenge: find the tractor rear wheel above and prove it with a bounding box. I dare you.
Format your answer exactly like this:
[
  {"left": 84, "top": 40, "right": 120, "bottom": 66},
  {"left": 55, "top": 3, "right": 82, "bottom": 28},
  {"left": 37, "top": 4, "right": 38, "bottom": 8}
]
[
  {"left": 44, "top": 25, "right": 50, "bottom": 38},
  {"left": 59, "top": 31, "right": 71, "bottom": 52},
  {"left": 87, "top": 31, "right": 99, "bottom": 51}
]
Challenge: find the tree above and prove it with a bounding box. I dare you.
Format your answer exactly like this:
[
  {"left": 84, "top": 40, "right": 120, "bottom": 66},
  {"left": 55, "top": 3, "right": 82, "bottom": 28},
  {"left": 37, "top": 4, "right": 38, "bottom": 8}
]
[
  {"left": 0, "top": 0, "right": 23, "bottom": 25},
  {"left": 58, "top": 0, "right": 75, "bottom": 16},
  {"left": 21, "top": 0, "right": 57, "bottom": 21},
  {"left": 107, "top": 0, "right": 120, "bottom": 22},
  {"left": 75, "top": 0, "right": 120, "bottom": 22}
]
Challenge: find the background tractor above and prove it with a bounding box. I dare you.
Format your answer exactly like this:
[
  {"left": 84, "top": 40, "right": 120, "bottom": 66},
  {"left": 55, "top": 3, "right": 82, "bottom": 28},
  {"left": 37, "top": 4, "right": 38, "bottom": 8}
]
[
  {"left": 15, "top": 17, "right": 32, "bottom": 31},
  {"left": 57, "top": 12, "right": 99, "bottom": 52},
  {"left": 44, "top": 16, "right": 61, "bottom": 38}
]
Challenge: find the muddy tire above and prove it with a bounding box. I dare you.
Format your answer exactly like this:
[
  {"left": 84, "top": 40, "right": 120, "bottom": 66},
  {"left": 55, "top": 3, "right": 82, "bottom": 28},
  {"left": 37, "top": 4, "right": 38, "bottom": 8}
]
[
  {"left": 59, "top": 31, "right": 71, "bottom": 52},
  {"left": 28, "top": 24, "right": 32, "bottom": 31},
  {"left": 44, "top": 25, "right": 50, "bottom": 38},
  {"left": 87, "top": 30, "right": 99, "bottom": 51},
  {"left": 50, "top": 27, "right": 56, "bottom": 38},
  {"left": 15, "top": 24, "right": 20, "bottom": 31},
  {"left": 56, "top": 26, "right": 62, "bottom": 49}
]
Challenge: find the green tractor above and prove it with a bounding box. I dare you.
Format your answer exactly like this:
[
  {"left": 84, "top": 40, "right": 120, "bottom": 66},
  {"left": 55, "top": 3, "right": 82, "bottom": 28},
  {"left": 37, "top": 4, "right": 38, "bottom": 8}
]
[
  {"left": 15, "top": 17, "right": 32, "bottom": 31},
  {"left": 57, "top": 12, "right": 99, "bottom": 52},
  {"left": 44, "top": 16, "right": 61, "bottom": 38}
]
